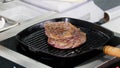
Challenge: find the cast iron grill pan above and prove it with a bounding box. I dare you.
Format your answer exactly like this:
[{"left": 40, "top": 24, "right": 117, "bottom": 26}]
[{"left": 16, "top": 17, "right": 114, "bottom": 58}]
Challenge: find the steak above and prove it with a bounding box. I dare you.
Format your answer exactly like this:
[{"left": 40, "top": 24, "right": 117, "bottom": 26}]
[
  {"left": 44, "top": 22, "right": 77, "bottom": 40},
  {"left": 44, "top": 22, "right": 86, "bottom": 49}
]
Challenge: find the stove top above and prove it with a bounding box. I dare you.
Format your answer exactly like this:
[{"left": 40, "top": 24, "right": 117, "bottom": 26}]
[
  {"left": 97, "top": 57, "right": 120, "bottom": 68},
  {"left": 0, "top": 36, "right": 120, "bottom": 68},
  {"left": 0, "top": 56, "right": 25, "bottom": 68}
]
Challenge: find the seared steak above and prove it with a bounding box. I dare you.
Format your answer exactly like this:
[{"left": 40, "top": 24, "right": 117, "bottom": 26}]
[
  {"left": 44, "top": 22, "right": 77, "bottom": 40},
  {"left": 44, "top": 22, "right": 86, "bottom": 49}
]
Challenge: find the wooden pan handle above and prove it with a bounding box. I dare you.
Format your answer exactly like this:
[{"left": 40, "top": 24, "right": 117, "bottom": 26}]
[{"left": 103, "top": 45, "right": 120, "bottom": 58}]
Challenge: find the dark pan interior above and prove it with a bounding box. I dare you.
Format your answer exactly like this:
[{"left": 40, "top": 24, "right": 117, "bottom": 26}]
[{"left": 16, "top": 17, "right": 114, "bottom": 58}]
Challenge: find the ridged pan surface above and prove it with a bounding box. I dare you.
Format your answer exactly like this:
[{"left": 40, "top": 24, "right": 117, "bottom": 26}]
[{"left": 16, "top": 17, "right": 114, "bottom": 58}]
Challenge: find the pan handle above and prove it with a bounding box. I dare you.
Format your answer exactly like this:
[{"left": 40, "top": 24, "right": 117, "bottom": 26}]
[
  {"left": 95, "top": 12, "right": 109, "bottom": 25},
  {"left": 95, "top": 18, "right": 106, "bottom": 25},
  {"left": 104, "top": 45, "right": 120, "bottom": 58}
]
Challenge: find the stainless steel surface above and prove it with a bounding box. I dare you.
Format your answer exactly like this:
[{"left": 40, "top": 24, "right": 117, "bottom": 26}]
[
  {"left": 0, "top": 0, "right": 14, "bottom": 3},
  {"left": 0, "top": 16, "right": 19, "bottom": 32},
  {"left": 0, "top": 16, "right": 5, "bottom": 28},
  {"left": 0, "top": 12, "right": 56, "bottom": 41},
  {"left": 0, "top": 45, "right": 50, "bottom": 68},
  {"left": 0, "top": 0, "right": 119, "bottom": 68}
]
